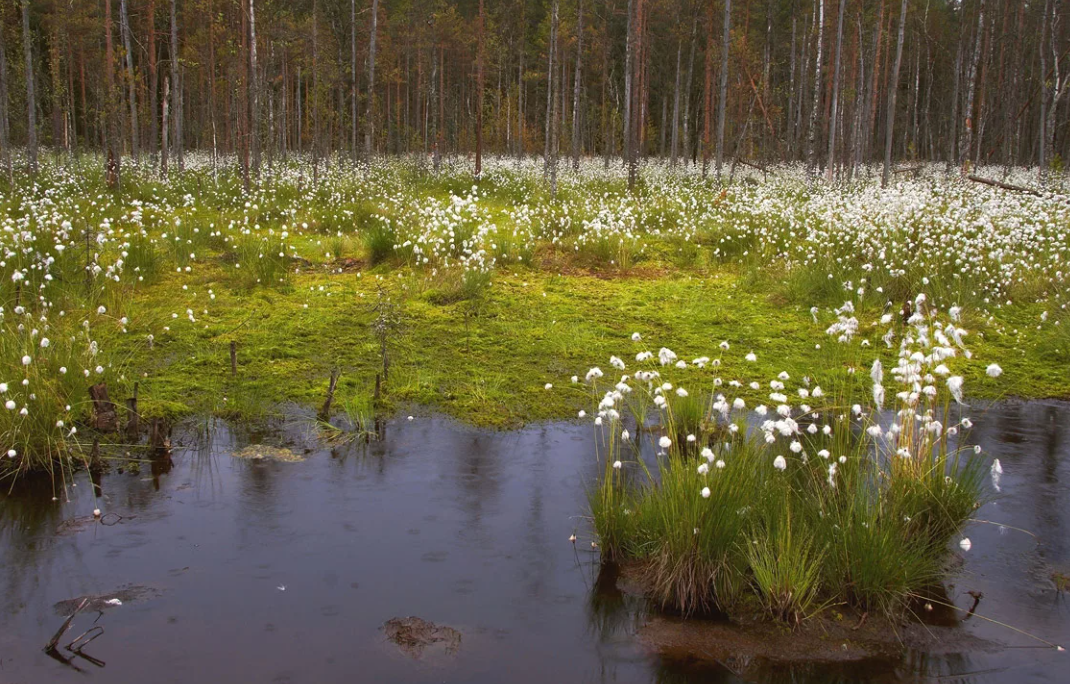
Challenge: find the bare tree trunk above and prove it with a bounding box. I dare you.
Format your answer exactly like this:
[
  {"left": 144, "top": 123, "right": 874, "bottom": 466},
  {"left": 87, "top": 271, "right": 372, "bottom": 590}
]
[
  {"left": 161, "top": 76, "right": 169, "bottom": 178},
  {"left": 682, "top": 15, "right": 696, "bottom": 165},
  {"left": 826, "top": 0, "right": 846, "bottom": 180},
  {"left": 0, "top": 2, "right": 11, "bottom": 181},
  {"left": 788, "top": 7, "right": 797, "bottom": 156},
  {"left": 312, "top": 0, "right": 320, "bottom": 183},
  {"left": 120, "top": 0, "right": 138, "bottom": 160},
  {"left": 22, "top": 0, "right": 37, "bottom": 174},
  {"left": 208, "top": 0, "right": 218, "bottom": 178},
  {"left": 170, "top": 0, "right": 183, "bottom": 172},
  {"left": 148, "top": 0, "right": 158, "bottom": 164},
  {"left": 351, "top": 0, "right": 357, "bottom": 159},
  {"left": 670, "top": 36, "right": 682, "bottom": 166},
  {"left": 881, "top": 0, "right": 907, "bottom": 187},
  {"left": 549, "top": 1, "right": 560, "bottom": 198},
  {"left": 623, "top": 0, "right": 634, "bottom": 176},
  {"left": 544, "top": 0, "right": 557, "bottom": 177},
  {"left": 476, "top": 0, "right": 485, "bottom": 177},
  {"left": 249, "top": 0, "right": 260, "bottom": 176},
  {"left": 702, "top": 2, "right": 712, "bottom": 177},
  {"left": 959, "top": 0, "right": 985, "bottom": 175},
  {"left": 104, "top": 0, "right": 120, "bottom": 187},
  {"left": 807, "top": 0, "right": 824, "bottom": 176},
  {"left": 715, "top": 0, "right": 731, "bottom": 178},
  {"left": 366, "top": 0, "right": 379, "bottom": 159},
  {"left": 571, "top": 0, "right": 584, "bottom": 171}
]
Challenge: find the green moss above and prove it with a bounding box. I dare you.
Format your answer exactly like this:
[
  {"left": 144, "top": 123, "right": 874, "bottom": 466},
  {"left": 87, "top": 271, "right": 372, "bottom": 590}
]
[{"left": 96, "top": 262, "right": 1070, "bottom": 431}]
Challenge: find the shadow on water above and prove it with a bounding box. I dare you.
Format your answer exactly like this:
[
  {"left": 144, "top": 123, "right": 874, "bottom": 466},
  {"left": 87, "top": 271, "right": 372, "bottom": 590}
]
[{"left": 0, "top": 402, "right": 1068, "bottom": 684}]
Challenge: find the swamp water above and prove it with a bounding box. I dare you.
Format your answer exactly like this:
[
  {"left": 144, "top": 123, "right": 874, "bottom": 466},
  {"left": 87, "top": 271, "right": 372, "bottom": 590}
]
[{"left": 1, "top": 403, "right": 1068, "bottom": 683}]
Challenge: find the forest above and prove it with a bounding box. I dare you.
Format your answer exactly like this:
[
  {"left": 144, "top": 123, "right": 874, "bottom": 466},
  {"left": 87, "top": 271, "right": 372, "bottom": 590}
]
[{"left": 1, "top": 1, "right": 1067, "bottom": 184}]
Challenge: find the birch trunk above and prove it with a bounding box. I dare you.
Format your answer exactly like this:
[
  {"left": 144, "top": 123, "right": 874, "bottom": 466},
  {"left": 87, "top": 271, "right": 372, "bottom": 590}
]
[{"left": 881, "top": 0, "right": 907, "bottom": 187}]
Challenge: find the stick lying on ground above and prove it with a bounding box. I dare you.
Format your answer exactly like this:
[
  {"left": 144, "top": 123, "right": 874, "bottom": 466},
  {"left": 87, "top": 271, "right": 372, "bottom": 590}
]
[{"left": 967, "top": 174, "right": 1044, "bottom": 197}]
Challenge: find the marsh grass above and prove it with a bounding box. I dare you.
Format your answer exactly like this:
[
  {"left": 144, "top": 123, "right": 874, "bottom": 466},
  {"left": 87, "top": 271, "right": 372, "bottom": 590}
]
[{"left": 584, "top": 314, "right": 988, "bottom": 623}]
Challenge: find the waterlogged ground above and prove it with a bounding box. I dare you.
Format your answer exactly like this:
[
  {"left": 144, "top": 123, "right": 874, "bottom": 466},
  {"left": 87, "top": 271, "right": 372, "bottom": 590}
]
[{"left": 1, "top": 405, "right": 1068, "bottom": 684}]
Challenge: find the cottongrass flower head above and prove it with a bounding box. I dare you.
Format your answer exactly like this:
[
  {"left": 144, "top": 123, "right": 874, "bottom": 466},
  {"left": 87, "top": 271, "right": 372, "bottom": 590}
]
[
  {"left": 773, "top": 455, "right": 787, "bottom": 470},
  {"left": 658, "top": 436, "right": 672, "bottom": 450},
  {"left": 986, "top": 363, "right": 1003, "bottom": 378}
]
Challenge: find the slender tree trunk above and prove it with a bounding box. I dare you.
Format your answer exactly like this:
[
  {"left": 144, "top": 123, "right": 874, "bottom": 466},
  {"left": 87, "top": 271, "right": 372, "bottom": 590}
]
[
  {"left": 571, "top": 0, "right": 584, "bottom": 171},
  {"left": 788, "top": 7, "right": 797, "bottom": 156},
  {"left": 312, "top": 0, "right": 319, "bottom": 183},
  {"left": 549, "top": 0, "right": 560, "bottom": 198},
  {"left": 161, "top": 76, "right": 169, "bottom": 178},
  {"left": 120, "top": 0, "right": 138, "bottom": 160},
  {"left": 881, "top": 0, "right": 907, "bottom": 187},
  {"left": 1041, "top": 0, "right": 1053, "bottom": 180},
  {"left": 104, "top": 0, "right": 120, "bottom": 186},
  {"left": 208, "top": 0, "right": 218, "bottom": 177},
  {"left": 148, "top": 0, "right": 158, "bottom": 163},
  {"left": 0, "top": 2, "right": 11, "bottom": 181},
  {"left": 826, "top": 0, "right": 846, "bottom": 180},
  {"left": 682, "top": 15, "right": 697, "bottom": 165},
  {"left": 350, "top": 0, "right": 357, "bottom": 159},
  {"left": 715, "top": 0, "right": 731, "bottom": 178},
  {"left": 249, "top": 0, "right": 260, "bottom": 176},
  {"left": 807, "top": 0, "right": 824, "bottom": 175},
  {"left": 544, "top": 0, "right": 557, "bottom": 177},
  {"left": 476, "top": 0, "right": 485, "bottom": 177},
  {"left": 22, "top": 0, "right": 37, "bottom": 174},
  {"left": 366, "top": 0, "right": 380, "bottom": 159},
  {"left": 170, "top": 0, "right": 183, "bottom": 171},
  {"left": 623, "top": 0, "right": 634, "bottom": 175},
  {"left": 670, "top": 37, "right": 682, "bottom": 166},
  {"left": 702, "top": 2, "right": 713, "bottom": 177},
  {"left": 959, "top": 0, "right": 985, "bottom": 175}
]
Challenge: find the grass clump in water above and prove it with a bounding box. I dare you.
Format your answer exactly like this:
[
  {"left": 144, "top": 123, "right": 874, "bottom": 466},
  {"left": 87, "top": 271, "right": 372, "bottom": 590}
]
[{"left": 578, "top": 300, "right": 990, "bottom": 624}]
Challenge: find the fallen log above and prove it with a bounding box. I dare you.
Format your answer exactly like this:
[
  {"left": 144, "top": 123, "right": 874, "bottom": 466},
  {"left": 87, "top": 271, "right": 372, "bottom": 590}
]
[{"left": 967, "top": 174, "right": 1044, "bottom": 197}]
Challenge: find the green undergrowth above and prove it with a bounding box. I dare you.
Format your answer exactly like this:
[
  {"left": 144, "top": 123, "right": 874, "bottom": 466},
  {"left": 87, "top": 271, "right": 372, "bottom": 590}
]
[{"left": 100, "top": 264, "right": 1068, "bottom": 432}]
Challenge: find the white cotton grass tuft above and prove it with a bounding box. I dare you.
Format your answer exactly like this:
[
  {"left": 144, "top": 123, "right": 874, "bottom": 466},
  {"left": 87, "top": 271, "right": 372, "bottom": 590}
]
[
  {"left": 986, "top": 363, "right": 1003, "bottom": 378},
  {"left": 959, "top": 538, "right": 972, "bottom": 552},
  {"left": 947, "top": 376, "right": 965, "bottom": 404},
  {"left": 773, "top": 455, "right": 787, "bottom": 471}
]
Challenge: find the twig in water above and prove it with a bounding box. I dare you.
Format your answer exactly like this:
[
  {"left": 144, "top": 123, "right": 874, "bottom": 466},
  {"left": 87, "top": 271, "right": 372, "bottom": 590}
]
[{"left": 44, "top": 598, "right": 88, "bottom": 652}]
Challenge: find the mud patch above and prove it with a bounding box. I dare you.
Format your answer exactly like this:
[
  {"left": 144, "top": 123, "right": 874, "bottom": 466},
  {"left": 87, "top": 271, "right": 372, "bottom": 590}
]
[
  {"left": 383, "top": 616, "right": 462, "bottom": 659},
  {"left": 231, "top": 444, "right": 305, "bottom": 463}
]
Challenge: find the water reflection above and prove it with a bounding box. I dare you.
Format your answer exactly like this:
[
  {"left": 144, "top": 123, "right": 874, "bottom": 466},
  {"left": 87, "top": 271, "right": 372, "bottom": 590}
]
[{"left": 0, "top": 403, "right": 1067, "bottom": 684}]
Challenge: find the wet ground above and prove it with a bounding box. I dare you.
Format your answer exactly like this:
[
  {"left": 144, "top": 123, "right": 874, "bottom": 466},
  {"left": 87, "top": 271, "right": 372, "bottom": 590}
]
[{"left": 1, "top": 402, "right": 1068, "bottom": 683}]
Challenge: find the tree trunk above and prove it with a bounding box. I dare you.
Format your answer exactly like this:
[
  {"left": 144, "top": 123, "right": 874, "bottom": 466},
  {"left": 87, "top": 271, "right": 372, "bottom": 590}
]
[
  {"left": 120, "top": 0, "right": 138, "bottom": 160},
  {"left": 682, "top": 15, "right": 697, "bottom": 165},
  {"left": 161, "top": 76, "right": 169, "bottom": 178},
  {"left": 544, "top": 0, "right": 557, "bottom": 177},
  {"left": 366, "top": 0, "right": 380, "bottom": 159},
  {"left": 148, "top": 0, "right": 158, "bottom": 163},
  {"left": 476, "top": 0, "right": 485, "bottom": 177},
  {"left": 249, "top": 0, "right": 260, "bottom": 176},
  {"left": 807, "top": 0, "right": 824, "bottom": 175},
  {"left": 959, "top": 0, "right": 985, "bottom": 175},
  {"left": 549, "top": 1, "right": 560, "bottom": 198},
  {"left": 881, "top": 0, "right": 907, "bottom": 187},
  {"left": 22, "top": 0, "right": 37, "bottom": 174},
  {"left": 715, "top": 0, "right": 731, "bottom": 178},
  {"left": 670, "top": 37, "right": 682, "bottom": 166},
  {"left": 351, "top": 0, "right": 357, "bottom": 159},
  {"left": 826, "top": 0, "right": 846, "bottom": 180},
  {"left": 170, "top": 0, "right": 183, "bottom": 171},
  {"left": 571, "top": 0, "right": 584, "bottom": 171},
  {"left": 0, "top": 1, "right": 11, "bottom": 180},
  {"left": 623, "top": 0, "right": 634, "bottom": 177},
  {"left": 104, "top": 0, "right": 120, "bottom": 187}
]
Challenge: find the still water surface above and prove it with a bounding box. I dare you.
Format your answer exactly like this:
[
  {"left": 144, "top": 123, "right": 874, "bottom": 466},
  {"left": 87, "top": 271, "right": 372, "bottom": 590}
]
[{"left": 1, "top": 403, "right": 1068, "bottom": 683}]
